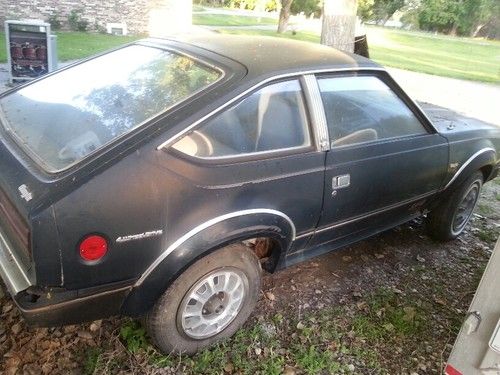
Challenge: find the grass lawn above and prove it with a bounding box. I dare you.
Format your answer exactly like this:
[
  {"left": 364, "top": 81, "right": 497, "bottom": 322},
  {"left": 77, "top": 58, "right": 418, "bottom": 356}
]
[
  {"left": 0, "top": 32, "right": 141, "bottom": 63},
  {"left": 218, "top": 26, "right": 500, "bottom": 83},
  {"left": 193, "top": 13, "right": 276, "bottom": 26}
]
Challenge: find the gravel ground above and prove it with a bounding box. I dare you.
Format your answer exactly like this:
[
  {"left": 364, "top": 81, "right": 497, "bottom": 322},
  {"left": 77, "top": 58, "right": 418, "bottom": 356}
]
[{"left": 0, "top": 181, "right": 498, "bottom": 374}]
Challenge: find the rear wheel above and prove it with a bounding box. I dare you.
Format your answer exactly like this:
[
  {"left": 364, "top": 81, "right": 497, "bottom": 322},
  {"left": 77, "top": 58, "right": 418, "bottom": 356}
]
[
  {"left": 427, "top": 171, "right": 483, "bottom": 241},
  {"left": 145, "top": 243, "right": 261, "bottom": 354}
]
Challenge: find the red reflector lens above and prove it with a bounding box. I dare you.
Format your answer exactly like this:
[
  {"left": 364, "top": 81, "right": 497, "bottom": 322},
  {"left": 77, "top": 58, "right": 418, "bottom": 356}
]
[
  {"left": 445, "top": 364, "right": 462, "bottom": 375},
  {"left": 79, "top": 235, "right": 108, "bottom": 261}
]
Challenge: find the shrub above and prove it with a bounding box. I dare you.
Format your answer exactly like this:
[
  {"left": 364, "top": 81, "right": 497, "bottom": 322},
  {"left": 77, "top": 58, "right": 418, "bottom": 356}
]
[
  {"left": 68, "top": 9, "right": 89, "bottom": 32},
  {"left": 47, "top": 12, "right": 62, "bottom": 30}
]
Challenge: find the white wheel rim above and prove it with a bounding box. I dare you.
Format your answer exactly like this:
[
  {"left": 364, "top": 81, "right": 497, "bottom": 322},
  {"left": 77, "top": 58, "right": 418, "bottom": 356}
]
[
  {"left": 451, "top": 180, "right": 481, "bottom": 236},
  {"left": 178, "top": 268, "right": 247, "bottom": 339}
]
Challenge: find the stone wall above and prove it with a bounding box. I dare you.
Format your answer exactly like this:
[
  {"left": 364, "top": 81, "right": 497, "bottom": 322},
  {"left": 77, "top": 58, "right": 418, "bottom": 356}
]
[{"left": 0, "top": 0, "right": 191, "bottom": 35}]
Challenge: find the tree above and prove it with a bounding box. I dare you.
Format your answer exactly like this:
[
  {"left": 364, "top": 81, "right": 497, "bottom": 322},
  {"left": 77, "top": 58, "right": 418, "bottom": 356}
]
[
  {"left": 372, "top": 0, "right": 406, "bottom": 24},
  {"left": 277, "top": 0, "right": 294, "bottom": 33},
  {"left": 357, "top": 0, "right": 405, "bottom": 24},
  {"left": 290, "top": 0, "right": 321, "bottom": 17},
  {"left": 469, "top": 0, "right": 500, "bottom": 37},
  {"left": 357, "top": 0, "right": 375, "bottom": 21},
  {"left": 321, "top": 0, "right": 358, "bottom": 52},
  {"left": 411, "top": 0, "right": 499, "bottom": 37}
]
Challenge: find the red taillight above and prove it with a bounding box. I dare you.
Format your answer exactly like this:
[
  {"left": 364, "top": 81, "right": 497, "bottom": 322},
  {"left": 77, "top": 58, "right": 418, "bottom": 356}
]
[
  {"left": 79, "top": 235, "right": 108, "bottom": 261},
  {"left": 445, "top": 364, "right": 462, "bottom": 375}
]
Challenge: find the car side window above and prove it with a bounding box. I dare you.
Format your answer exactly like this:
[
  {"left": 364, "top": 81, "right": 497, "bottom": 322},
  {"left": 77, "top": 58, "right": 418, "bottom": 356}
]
[
  {"left": 172, "top": 80, "right": 311, "bottom": 158},
  {"left": 318, "top": 76, "right": 427, "bottom": 148}
]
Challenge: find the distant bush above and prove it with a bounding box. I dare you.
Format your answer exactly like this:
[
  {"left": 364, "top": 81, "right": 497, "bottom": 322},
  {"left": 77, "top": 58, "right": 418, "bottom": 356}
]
[
  {"left": 68, "top": 9, "right": 89, "bottom": 32},
  {"left": 47, "top": 12, "right": 62, "bottom": 30}
]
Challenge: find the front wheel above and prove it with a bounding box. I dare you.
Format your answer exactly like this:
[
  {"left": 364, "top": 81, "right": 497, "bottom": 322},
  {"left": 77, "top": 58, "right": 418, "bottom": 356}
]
[
  {"left": 427, "top": 171, "right": 483, "bottom": 241},
  {"left": 145, "top": 243, "right": 261, "bottom": 354}
]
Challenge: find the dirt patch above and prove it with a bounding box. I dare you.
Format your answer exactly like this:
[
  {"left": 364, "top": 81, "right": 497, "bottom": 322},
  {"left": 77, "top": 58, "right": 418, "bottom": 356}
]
[{"left": 1, "top": 181, "right": 498, "bottom": 374}]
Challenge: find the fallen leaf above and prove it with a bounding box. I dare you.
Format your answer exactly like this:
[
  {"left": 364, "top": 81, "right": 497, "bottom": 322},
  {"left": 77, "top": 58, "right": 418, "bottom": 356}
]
[
  {"left": 11, "top": 323, "right": 21, "bottom": 335},
  {"left": 434, "top": 297, "right": 447, "bottom": 306},
  {"left": 77, "top": 331, "right": 93, "bottom": 340},
  {"left": 265, "top": 292, "right": 276, "bottom": 301},
  {"left": 224, "top": 362, "right": 234, "bottom": 373}
]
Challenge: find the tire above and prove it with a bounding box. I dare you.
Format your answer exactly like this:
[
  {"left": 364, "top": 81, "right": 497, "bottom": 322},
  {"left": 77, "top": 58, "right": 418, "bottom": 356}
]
[
  {"left": 427, "top": 171, "right": 483, "bottom": 241},
  {"left": 145, "top": 243, "right": 261, "bottom": 355}
]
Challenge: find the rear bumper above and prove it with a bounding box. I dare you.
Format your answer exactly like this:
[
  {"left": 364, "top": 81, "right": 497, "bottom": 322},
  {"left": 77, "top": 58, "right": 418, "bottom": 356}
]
[
  {"left": 0, "top": 226, "right": 32, "bottom": 295},
  {"left": 15, "top": 284, "right": 132, "bottom": 326},
  {"left": 2, "top": 221, "right": 134, "bottom": 326}
]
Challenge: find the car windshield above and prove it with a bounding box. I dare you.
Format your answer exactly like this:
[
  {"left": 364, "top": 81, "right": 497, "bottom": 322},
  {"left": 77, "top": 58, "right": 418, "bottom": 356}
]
[{"left": 0, "top": 44, "right": 222, "bottom": 172}]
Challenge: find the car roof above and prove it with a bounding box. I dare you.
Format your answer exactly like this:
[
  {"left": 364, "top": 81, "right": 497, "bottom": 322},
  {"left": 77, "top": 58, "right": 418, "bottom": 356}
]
[{"left": 145, "top": 34, "right": 382, "bottom": 79}]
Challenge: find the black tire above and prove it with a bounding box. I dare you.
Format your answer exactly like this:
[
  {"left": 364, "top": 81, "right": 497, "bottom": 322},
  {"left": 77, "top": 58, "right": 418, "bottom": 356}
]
[
  {"left": 145, "top": 243, "right": 261, "bottom": 355},
  {"left": 427, "top": 171, "right": 483, "bottom": 241}
]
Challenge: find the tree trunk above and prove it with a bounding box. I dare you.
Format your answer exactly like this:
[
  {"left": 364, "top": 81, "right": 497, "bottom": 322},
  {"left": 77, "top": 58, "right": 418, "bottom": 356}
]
[
  {"left": 449, "top": 23, "right": 458, "bottom": 36},
  {"left": 471, "top": 23, "right": 486, "bottom": 37},
  {"left": 277, "top": 0, "right": 293, "bottom": 33},
  {"left": 321, "top": 0, "right": 358, "bottom": 53}
]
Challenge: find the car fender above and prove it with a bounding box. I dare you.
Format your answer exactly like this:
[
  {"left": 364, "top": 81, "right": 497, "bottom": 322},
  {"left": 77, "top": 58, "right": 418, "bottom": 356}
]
[
  {"left": 444, "top": 147, "right": 497, "bottom": 191},
  {"left": 121, "top": 209, "right": 295, "bottom": 316}
]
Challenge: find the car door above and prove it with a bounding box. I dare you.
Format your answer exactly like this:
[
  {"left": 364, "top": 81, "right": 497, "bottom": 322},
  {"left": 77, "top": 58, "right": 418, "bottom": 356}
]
[
  {"left": 165, "top": 78, "right": 325, "bottom": 251},
  {"left": 308, "top": 72, "right": 449, "bottom": 248}
]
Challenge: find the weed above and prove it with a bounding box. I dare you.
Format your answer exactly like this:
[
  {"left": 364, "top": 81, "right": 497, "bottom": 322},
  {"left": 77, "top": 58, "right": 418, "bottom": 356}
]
[
  {"left": 192, "top": 344, "right": 229, "bottom": 375},
  {"left": 477, "top": 203, "right": 494, "bottom": 215},
  {"left": 83, "top": 347, "right": 102, "bottom": 375},
  {"left": 352, "top": 289, "right": 423, "bottom": 341},
  {"left": 476, "top": 227, "right": 499, "bottom": 243},
  {"left": 259, "top": 349, "right": 285, "bottom": 375},
  {"left": 119, "top": 320, "right": 148, "bottom": 353},
  {"left": 295, "top": 345, "right": 341, "bottom": 374}
]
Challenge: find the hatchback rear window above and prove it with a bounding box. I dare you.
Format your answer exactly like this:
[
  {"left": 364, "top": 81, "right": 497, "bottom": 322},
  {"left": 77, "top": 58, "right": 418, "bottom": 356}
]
[{"left": 0, "top": 45, "right": 222, "bottom": 172}]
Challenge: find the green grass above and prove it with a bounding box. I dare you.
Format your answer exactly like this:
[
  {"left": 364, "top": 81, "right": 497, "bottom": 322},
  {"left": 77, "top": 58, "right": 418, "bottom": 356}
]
[
  {"left": 218, "top": 26, "right": 500, "bottom": 83},
  {"left": 367, "top": 26, "right": 500, "bottom": 83},
  {"left": 0, "top": 32, "right": 141, "bottom": 63},
  {"left": 219, "top": 27, "right": 320, "bottom": 43},
  {"left": 193, "top": 13, "right": 276, "bottom": 26}
]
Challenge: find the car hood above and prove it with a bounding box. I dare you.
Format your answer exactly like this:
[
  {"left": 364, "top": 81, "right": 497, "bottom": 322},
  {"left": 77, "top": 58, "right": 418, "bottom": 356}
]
[{"left": 420, "top": 102, "right": 500, "bottom": 134}]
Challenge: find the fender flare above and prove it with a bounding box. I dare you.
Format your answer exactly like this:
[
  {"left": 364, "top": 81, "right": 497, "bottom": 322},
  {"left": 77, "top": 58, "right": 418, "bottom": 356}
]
[
  {"left": 443, "top": 148, "right": 497, "bottom": 191},
  {"left": 121, "top": 209, "right": 295, "bottom": 316}
]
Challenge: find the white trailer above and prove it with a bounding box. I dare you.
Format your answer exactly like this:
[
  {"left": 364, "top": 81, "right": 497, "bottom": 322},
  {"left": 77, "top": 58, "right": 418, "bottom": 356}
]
[{"left": 446, "top": 238, "right": 500, "bottom": 375}]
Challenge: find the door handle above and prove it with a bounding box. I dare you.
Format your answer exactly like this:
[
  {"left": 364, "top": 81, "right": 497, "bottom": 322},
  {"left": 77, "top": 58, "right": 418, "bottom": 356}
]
[{"left": 332, "top": 174, "right": 350, "bottom": 197}]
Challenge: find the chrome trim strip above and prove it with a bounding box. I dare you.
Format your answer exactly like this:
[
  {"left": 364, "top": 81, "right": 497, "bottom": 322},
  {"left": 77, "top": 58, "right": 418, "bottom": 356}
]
[
  {"left": 135, "top": 208, "right": 296, "bottom": 286},
  {"left": 302, "top": 74, "right": 330, "bottom": 151},
  {"left": 313, "top": 190, "right": 437, "bottom": 235},
  {"left": 156, "top": 67, "right": 386, "bottom": 151},
  {"left": 444, "top": 148, "right": 496, "bottom": 190},
  {"left": 295, "top": 231, "right": 313, "bottom": 240},
  {"left": 176, "top": 144, "right": 312, "bottom": 162},
  {"left": 0, "top": 228, "right": 32, "bottom": 295}
]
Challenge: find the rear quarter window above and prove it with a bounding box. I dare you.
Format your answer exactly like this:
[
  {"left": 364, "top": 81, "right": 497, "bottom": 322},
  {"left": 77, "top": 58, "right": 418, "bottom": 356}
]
[{"left": 0, "top": 45, "right": 222, "bottom": 172}]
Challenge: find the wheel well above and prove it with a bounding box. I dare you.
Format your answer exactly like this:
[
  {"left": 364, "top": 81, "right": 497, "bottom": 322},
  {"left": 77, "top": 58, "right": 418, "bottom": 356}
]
[
  {"left": 480, "top": 165, "right": 493, "bottom": 182},
  {"left": 242, "top": 237, "right": 282, "bottom": 273}
]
